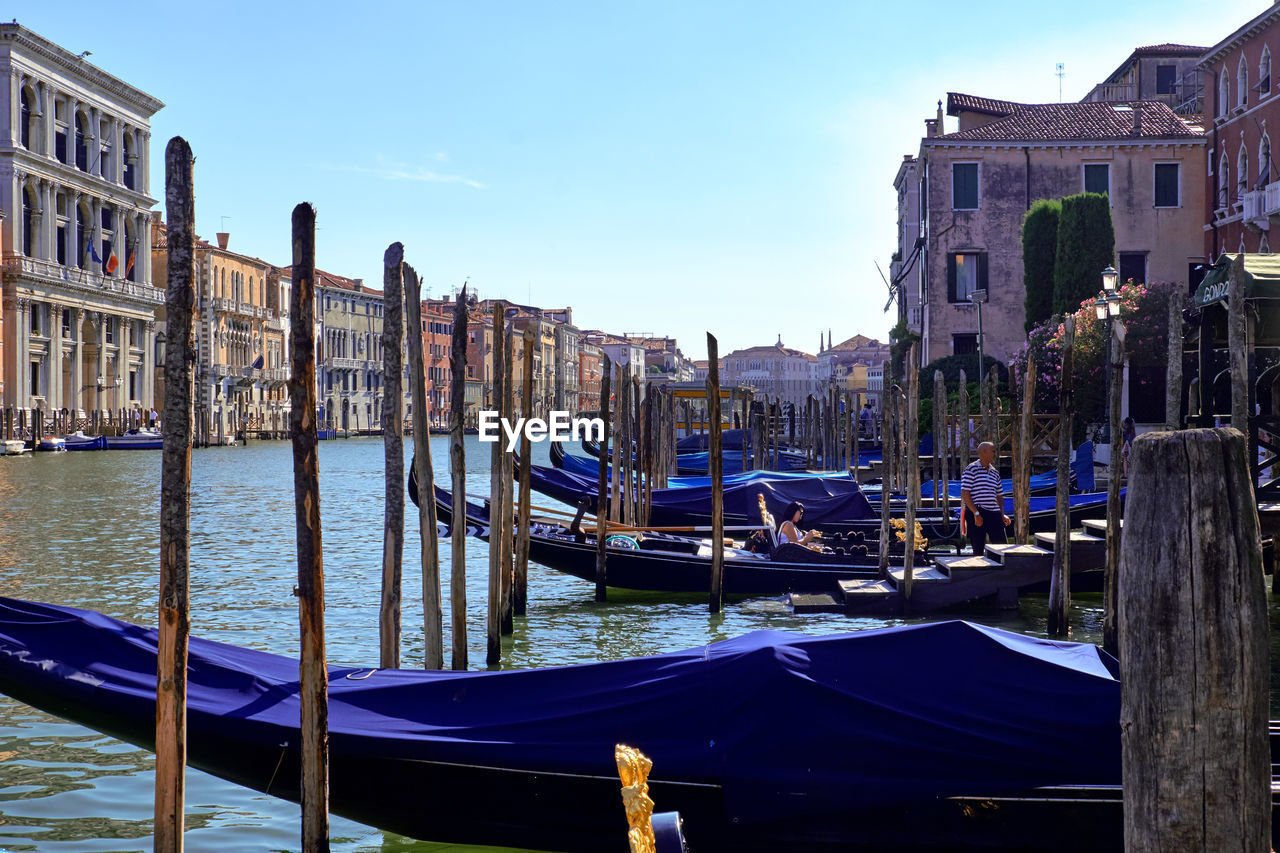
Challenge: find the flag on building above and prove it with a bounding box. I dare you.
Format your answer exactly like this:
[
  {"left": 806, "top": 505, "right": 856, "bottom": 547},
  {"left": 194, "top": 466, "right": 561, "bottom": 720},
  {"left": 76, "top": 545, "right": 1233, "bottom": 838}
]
[
  {"left": 251, "top": 354, "right": 264, "bottom": 369},
  {"left": 124, "top": 249, "right": 135, "bottom": 278},
  {"left": 105, "top": 245, "right": 119, "bottom": 275},
  {"left": 87, "top": 238, "right": 103, "bottom": 265}
]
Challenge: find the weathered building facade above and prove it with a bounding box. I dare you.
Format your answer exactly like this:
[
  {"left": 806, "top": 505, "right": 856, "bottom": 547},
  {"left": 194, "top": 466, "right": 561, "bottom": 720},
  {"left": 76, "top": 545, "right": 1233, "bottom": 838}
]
[
  {"left": 915, "top": 93, "right": 1206, "bottom": 365},
  {"left": 1201, "top": 4, "right": 1280, "bottom": 258},
  {"left": 1, "top": 23, "right": 163, "bottom": 416},
  {"left": 1082, "top": 43, "right": 1207, "bottom": 116},
  {"left": 892, "top": 155, "right": 923, "bottom": 337}
]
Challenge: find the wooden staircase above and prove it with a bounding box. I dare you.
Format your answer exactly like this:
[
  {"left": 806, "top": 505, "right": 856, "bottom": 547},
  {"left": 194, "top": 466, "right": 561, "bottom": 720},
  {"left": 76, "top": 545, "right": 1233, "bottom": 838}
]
[{"left": 791, "top": 517, "right": 1117, "bottom": 616}]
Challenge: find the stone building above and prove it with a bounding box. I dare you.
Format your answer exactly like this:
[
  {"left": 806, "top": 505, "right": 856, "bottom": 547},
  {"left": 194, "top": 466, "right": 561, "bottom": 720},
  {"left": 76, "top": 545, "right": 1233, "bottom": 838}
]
[
  {"left": 1, "top": 22, "right": 163, "bottom": 416},
  {"left": 582, "top": 331, "right": 645, "bottom": 382},
  {"left": 153, "top": 224, "right": 287, "bottom": 437},
  {"left": 465, "top": 310, "right": 493, "bottom": 422},
  {"left": 819, "top": 334, "right": 890, "bottom": 406},
  {"left": 422, "top": 299, "right": 453, "bottom": 429},
  {"left": 1200, "top": 4, "right": 1280, "bottom": 258},
  {"left": 721, "top": 338, "right": 816, "bottom": 406},
  {"left": 315, "top": 270, "right": 387, "bottom": 433},
  {"left": 578, "top": 340, "right": 602, "bottom": 412},
  {"left": 912, "top": 92, "right": 1206, "bottom": 365},
  {"left": 892, "top": 155, "right": 923, "bottom": 336},
  {"left": 1082, "top": 43, "right": 1207, "bottom": 116}
]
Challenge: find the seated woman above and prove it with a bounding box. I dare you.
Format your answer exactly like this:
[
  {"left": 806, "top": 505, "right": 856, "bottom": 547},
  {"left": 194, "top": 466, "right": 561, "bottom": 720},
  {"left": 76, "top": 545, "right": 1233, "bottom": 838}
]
[{"left": 777, "top": 501, "right": 821, "bottom": 550}]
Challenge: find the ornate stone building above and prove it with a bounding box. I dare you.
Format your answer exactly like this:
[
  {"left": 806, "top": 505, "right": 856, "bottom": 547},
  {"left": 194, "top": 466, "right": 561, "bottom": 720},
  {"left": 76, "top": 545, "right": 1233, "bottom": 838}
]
[{"left": 0, "top": 23, "right": 163, "bottom": 416}]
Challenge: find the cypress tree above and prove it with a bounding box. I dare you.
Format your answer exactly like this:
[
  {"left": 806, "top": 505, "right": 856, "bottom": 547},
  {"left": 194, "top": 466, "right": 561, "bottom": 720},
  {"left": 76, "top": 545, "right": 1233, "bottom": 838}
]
[
  {"left": 1052, "top": 192, "right": 1115, "bottom": 315},
  {"left": 1022, "top": 199, "right": 1061, "bottom": 333}
]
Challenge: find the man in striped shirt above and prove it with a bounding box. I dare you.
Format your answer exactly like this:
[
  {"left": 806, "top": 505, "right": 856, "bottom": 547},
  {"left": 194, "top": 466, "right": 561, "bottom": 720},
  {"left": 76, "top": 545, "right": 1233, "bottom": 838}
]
[{"left": 961, "top": 441, "right": 1011, "bottom": 556}]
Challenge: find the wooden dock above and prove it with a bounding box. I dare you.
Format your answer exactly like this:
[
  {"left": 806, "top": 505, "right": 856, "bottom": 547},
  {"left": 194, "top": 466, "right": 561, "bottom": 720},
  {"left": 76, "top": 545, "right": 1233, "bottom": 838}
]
[{"left": 789, "top": 518, "right": 1114, "bottom": 616}]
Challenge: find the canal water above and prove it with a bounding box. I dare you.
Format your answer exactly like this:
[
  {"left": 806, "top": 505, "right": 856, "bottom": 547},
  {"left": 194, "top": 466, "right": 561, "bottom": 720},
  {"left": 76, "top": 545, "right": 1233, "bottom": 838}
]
[{"left": 0, "top": 436, "right": 1268, "bottom": 852}]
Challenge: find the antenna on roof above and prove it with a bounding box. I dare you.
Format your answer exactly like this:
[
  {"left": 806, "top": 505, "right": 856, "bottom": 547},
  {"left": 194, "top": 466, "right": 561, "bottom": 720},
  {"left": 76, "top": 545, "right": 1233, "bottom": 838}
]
[{"left": 1056, "top": 62, "right": 1065, "bottom": 102}]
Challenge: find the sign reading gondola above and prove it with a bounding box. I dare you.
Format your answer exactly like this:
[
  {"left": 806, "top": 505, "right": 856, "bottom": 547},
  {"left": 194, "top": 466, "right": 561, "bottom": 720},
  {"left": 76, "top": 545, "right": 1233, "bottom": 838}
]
[{"left": 1194, "top": 279, "right": 1230, "bottom": 307}]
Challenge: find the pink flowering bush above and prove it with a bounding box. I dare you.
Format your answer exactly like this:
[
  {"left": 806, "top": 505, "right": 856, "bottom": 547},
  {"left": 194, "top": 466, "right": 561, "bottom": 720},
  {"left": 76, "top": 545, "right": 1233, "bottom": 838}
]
[{"left": 1010, "top": 280, "right": 1177, "bottom": 426}]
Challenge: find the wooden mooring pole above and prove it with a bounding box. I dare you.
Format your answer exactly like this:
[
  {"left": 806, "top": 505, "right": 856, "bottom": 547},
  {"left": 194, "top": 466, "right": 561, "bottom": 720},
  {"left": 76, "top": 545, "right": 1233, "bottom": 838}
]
[
  {"left": 1229, "top": 254, "right": 1249, "bottom": 432},
  {"left": 1048, "top": 317, "right": 1074, "bottom": 639},
  {"left": 379, "top": 244, "right": 405, "bottom": 670},
  {"left": 155, "top": 136, "right": 195, "bottom": 853},
  {"left": 405, "top": 263, "right": 442, "bottom": 669},
  {"left": 289, "top": 202, "right": 329, "bottom": 851},
  {"left": 707, "top": 334, "right": 724, "bottom": 614},
  {"left": 878, "top": 390, "right": 894, "bottom": 576},
  {"left": 1103, "top": 320, "right": 1125, "bottom": 659},
  {"left": 958, "top": 369, "right": 970, "bottom": 472},
  {"left": 486, "top": 302, "right": 506, "bottom": 665},
  {"left": 595, "top": 355, "right": 612, "bottom": 602},
  {"left": 1166, "top": 288, "right": 1183, "bottom": 431},
  {"left": 932, "top": 371, "right": 945, "bottom": 509},
  {"left": 448, "top": 287, "right": 469, "bottom": 670},
  {"left": 500, "top": 326, "right": 515, "bottom": 636},
  {"left": 514, "top": 326, "right": 536, "bottom": 617},
  {"left": 902, "top": 346, "right": 919, "bottom": 601},
  {"left": 1014, "top": 361, "right": 1035, "bottom": 545},
  {"left": 1121, "top": 428, "right": 1269, "bottom": 852}
]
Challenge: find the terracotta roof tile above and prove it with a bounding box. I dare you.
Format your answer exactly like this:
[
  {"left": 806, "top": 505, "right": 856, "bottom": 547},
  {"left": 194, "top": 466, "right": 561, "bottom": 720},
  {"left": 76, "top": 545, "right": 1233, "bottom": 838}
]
[
  {"left": 946, "top": 93, "right": 1027, "bottom": 118},
  {"left": 1132, "top": 43, "right": 1207, "bottom": 57},
  {"left": 937, "top": 100, "right": 1202, "bottom": 143}
]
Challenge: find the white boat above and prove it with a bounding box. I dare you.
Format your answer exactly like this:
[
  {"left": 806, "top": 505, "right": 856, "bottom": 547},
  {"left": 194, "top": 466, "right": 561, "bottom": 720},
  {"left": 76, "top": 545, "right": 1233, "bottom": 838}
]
[
  {"left": 38, "top": 437, "right": 66, "bottom": 452},
  {"left": 3, "top": 440, "right": 28, "bottom": 456},
  {"left": 104, "top": 428, "right": 163, "bottom": 450}
]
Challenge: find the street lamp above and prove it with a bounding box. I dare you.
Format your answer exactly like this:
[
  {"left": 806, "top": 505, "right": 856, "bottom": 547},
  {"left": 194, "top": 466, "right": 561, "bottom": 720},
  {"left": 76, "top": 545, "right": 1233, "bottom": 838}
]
[
  {"left": 1095, "top": 267, "right": 1122, "bottom": 441},
  {"left": 969, "top": 288, "right": 989, "bottom": 392}
]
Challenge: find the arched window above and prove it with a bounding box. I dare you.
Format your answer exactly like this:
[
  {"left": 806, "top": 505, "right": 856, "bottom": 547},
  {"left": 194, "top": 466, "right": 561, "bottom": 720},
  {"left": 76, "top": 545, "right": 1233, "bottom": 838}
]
[
  {"left": 1220, "top": 151, "right": 1230, "bottom": 207},
  {"left": 19, "top": 85, "right": 32, "bottom": 150},
  {"left": 1221, "top": 73, "right": 1231, "bottom": 117},
  {"left": 1263, "top": 46, "right": 1273, "bottom": 94},
  {"left": 74, "top": 111, "right": 89, "bottom": 171},
  {"left": 21, "top": 183, "right": 35, "bottom": 257},
  {"left": 1238, "top": 145, "right": 1249, "bottom": 201},
  {"left": 1260, "top": 133, "right": 1272, "bottom": 187},
  {"left": 1239, "top": 56, "right": 1249, "bottom": 107},
  {"left": 122, "top": 131, "right": 136, "bottom": 190}
]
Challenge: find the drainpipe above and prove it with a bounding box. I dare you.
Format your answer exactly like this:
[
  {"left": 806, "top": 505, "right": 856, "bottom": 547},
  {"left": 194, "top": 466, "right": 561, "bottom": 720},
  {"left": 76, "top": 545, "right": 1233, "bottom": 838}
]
[
  {"left": 1024, "top": 147, "right": 1032, "bottom": 210},
  {"left": 1211, "top": 70, "right": 1221, "bottom": 258}
]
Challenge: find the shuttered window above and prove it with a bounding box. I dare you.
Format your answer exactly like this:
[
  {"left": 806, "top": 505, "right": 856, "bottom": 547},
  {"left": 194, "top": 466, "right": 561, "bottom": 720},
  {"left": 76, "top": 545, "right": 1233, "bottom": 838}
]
[
  {"left": 952, "top": 163, "right": 979, "bottom": 210},
  {"left": 1084, "top": 164, "right": 1110, "bottom": 195},
  {"left": 1154, "top": 163, "right": 1180, "bottom": 207}
]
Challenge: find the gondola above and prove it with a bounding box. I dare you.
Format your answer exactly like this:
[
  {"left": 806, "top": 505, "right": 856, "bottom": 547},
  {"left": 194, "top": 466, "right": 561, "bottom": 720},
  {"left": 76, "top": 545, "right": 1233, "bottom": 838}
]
[
  {"left": 576, "top": 433, "right": 810, "bottom": 475},
  {"left": 523, "top": 461, "right": 1115, "bottom": 535},
  {"left": 551, "top": 440, "right": 851, "bottom": 484},
  {"left": 0, "top": 595, "right": 1162, "bottom": 852},
  {"left": 433, "top": 486, "right": 907, "bottom": 595}
]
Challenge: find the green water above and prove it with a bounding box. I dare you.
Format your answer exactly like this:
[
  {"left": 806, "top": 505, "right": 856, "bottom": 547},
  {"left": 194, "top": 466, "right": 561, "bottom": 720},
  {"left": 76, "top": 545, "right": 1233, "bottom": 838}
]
[{"left": 0, "top": 437, "right": 1261, "bottom": 851}]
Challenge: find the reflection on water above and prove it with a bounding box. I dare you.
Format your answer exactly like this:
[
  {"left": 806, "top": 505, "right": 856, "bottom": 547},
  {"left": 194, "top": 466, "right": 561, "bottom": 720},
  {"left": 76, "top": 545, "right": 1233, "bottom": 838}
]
[{"left": 0, "top": 437, "right": 1261, "bottom": 851}]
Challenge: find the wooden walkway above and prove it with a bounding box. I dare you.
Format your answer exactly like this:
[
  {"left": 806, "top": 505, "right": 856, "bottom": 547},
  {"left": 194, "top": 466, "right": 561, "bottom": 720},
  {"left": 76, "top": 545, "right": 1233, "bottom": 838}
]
[{"left": 789, "top": 518, "right": 1115, "bottom": 616}]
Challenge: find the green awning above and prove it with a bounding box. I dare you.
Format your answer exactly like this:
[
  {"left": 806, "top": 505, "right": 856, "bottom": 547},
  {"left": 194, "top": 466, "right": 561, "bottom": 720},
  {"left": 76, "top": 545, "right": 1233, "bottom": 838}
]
[{"left": 1193, "top": 253, "right": 1280, "bottom": 307}]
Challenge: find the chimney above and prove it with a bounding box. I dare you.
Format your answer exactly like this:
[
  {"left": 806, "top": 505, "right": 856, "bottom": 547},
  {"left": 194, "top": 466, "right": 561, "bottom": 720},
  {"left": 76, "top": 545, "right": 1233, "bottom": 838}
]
[
  {"left": 937, "top": 99, "right": 944, "bottom": 132},
  {"left": 1133, "top": 103, "right": 1143, "bottom": 136},
  {"left": 925, "top": 118, "right": 939, "bottom": 138},
  {"left": 216, "top": 232, "right": 229, "bottom": 250}
]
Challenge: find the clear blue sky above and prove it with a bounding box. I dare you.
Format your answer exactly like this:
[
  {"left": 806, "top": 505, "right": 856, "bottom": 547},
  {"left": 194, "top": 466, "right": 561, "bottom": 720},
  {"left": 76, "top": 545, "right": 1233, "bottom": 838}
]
[{"left": 15, "top": 0, "right": 1265, "bottom": 359}]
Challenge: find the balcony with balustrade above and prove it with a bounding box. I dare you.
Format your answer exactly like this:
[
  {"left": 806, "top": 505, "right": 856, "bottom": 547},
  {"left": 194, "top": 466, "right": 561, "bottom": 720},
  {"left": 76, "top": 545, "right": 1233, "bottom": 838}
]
[
  {"left": 1242, "top": 182, "right": 1280, "bottom": 231},
  {"left": 3, "top": 256, "right": 163, "bottom": 304}
]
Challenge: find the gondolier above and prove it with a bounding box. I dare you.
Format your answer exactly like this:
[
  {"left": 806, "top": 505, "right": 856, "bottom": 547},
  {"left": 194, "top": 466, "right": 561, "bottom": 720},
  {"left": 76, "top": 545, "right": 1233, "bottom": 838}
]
[{"left": 961, "top": 441, "right": 1011, "bottom": 555}]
